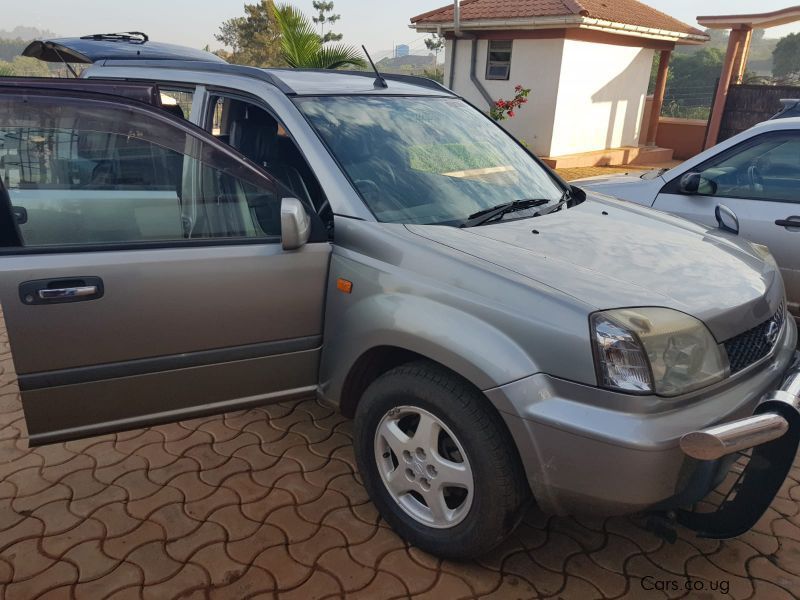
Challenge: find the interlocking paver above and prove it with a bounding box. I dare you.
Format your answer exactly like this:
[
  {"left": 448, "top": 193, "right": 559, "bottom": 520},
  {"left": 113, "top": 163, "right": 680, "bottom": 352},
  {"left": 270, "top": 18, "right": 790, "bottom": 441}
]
[{"left": 0, "top": 309, "right": 798, "bottom": 599}]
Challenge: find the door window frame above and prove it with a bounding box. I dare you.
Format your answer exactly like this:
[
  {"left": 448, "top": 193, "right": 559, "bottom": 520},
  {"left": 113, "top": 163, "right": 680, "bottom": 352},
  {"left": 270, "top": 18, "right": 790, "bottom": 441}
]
[
  {"left": 0, "top": 86, "right": 319, "bottom": 255},
  {"left": 201, "top": 88, "right": 331, "bottom": 212},
  {"left": 661, "top": 130, "right": 800, "bottom": 205}
]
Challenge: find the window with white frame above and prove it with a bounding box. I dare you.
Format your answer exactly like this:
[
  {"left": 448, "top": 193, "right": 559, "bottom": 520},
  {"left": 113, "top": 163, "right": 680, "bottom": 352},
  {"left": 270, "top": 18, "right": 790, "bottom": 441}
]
[{"left": 486, "top": 41, "right": 512, "bottom": 80}]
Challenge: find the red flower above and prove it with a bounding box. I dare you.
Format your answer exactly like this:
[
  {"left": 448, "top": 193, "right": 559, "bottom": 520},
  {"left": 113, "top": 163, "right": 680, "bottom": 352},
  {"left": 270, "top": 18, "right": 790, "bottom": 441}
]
[{"left": 507, "top": 110, "right": 515, "bottom": 117}]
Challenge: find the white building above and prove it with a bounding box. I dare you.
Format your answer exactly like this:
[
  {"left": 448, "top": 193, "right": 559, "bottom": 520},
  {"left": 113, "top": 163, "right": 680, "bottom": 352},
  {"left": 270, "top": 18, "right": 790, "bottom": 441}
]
[{"left": 411, "top": 0, "right": 708, "bottom": 166}]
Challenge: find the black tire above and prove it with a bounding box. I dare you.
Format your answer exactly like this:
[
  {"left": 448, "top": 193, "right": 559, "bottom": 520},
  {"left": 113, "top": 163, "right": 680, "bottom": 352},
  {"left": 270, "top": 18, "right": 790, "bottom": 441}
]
[{"left": 353, "top": 360, "right": 530, "bottom": 559}]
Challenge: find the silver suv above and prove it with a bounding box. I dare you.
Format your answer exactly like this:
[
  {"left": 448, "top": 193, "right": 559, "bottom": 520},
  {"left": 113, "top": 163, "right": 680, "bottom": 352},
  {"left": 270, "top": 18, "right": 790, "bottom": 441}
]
[{"left": 1, "top": 36, "right": 798, "bottom": 559}]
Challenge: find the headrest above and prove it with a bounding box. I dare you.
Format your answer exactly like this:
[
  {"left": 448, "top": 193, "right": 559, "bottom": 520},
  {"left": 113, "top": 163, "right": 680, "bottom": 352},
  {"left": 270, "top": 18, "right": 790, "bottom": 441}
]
[{"left": 229, "top": 109, "right": 279, "bottom": 166}]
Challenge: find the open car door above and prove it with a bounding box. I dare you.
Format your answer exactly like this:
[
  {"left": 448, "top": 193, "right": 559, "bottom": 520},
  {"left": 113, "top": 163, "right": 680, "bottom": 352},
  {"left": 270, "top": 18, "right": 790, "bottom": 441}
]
[{"left": 0, "top": 83, "right": 330, "bottom": 445}]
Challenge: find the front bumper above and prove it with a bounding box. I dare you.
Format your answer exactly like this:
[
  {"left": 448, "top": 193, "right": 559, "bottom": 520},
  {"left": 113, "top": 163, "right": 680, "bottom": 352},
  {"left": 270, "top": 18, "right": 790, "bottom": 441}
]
[{"left": 489, "top": 316, "right": 798, "bottom": 518}]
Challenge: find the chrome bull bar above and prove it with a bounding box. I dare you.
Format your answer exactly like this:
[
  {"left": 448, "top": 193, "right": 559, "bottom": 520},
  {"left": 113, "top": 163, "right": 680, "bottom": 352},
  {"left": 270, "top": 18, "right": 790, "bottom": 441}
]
[
  {"left": 680, "top": 361, "right": 800, "bottom": 460},
  {"left": 672, "top": 356, "right": 800, "bottom": 539}
]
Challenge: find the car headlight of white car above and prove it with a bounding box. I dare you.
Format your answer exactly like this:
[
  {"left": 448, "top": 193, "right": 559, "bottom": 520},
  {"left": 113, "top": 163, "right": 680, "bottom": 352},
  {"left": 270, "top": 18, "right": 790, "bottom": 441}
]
[{"left": 591, "top": 308, "right": 729, "bottom": 396}]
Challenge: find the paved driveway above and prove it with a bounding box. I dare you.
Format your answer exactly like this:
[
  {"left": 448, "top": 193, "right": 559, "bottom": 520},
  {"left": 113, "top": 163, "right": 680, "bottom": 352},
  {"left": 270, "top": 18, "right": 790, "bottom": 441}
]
[{"left": 1, "top": 311, "right": 799, "bottom": 599}]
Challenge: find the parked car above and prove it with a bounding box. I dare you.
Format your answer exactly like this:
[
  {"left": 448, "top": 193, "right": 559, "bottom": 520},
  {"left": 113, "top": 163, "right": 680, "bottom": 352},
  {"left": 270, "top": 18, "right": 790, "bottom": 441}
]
[
  {"left": 772, "top": 99, "right": 800, "bottom": 120},
  {"left": 575, "top": 117, "right": 800, "bottom": 322},
  {"left": 0, "top": 35, "right": 799, "bottom": 559}
]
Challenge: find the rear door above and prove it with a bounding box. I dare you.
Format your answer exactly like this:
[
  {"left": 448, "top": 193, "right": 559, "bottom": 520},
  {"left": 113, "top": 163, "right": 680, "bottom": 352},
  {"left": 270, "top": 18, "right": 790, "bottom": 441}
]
[
  {"left": 0, "top": 86, "right": 331, "bottom": 445},
  {"left": 654, "top": 130, "right": 800, "bottom": 318}
]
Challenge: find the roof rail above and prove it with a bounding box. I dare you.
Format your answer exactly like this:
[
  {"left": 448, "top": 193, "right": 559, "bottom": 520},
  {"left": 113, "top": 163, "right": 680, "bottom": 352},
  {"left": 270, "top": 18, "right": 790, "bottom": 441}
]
[
  {"left": 98, "top": 60, "right": 455, "bottom": 96},
  {"left": 100, "top": 59, "right": 297, "bottom": 94},
  {"left": 275, "top": 68, "right": 454, "bottom": 94}
]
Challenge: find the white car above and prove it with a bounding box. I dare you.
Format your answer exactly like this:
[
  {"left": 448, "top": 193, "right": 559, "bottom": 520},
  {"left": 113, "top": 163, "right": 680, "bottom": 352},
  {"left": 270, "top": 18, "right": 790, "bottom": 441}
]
[{"left": 576, "top": 118, "right": 800, "bottom": 320}]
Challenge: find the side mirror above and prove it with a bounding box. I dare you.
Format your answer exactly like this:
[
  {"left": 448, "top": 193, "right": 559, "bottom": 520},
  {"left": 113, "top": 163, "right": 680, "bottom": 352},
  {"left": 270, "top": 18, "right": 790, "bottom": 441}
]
[
  {"left": 679, "top": 172, "right": 702, "bottom": 194},
  {"left": 280, "top": 197, "right": 311, "bottom": 250},
  {"left": 715, "top": 204, "right": 740, "bottom": 235}
]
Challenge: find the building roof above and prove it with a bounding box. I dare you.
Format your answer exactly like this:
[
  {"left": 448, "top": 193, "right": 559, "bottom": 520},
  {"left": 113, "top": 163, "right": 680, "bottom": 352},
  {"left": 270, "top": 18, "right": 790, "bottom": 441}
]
[
  {"left": 698, "top": 5, "right": 800, "bottom": 30},
  {"left": 411, "top": 0, "right": 706, "bottom": 41}
]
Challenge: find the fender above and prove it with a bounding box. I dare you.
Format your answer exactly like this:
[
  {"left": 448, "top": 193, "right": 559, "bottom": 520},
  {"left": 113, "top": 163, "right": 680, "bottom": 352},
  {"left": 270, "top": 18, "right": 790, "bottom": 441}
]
[{"left": 319, "top": 291, "right": 539, "bottom": 408}]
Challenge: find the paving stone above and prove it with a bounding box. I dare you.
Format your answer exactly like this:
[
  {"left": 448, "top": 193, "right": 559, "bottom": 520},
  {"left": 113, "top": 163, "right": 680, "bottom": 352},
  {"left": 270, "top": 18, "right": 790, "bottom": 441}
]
[
  {"left": 4, "top": 560, "right": 78, "bottom": 600},
  {"left": 73, "top": 561, "right": 143, "bottom": 600},
  {"left": 63, "top": 540, "right": 120, "bottom": 582}
]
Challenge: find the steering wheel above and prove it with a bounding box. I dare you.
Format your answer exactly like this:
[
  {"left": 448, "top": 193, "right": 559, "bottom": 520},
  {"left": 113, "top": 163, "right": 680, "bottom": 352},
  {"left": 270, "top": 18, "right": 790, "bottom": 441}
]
[
  {"left": 747, "top": 163, "right": 764, "bottom": 194},
  {"left": 354, "top": 179, "right": 381, "bottom": 204}
]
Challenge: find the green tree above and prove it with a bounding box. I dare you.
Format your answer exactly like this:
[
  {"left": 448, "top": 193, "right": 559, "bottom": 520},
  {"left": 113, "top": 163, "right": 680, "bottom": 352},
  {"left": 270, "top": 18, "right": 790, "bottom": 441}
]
[
  {"left": 0, "top": 39, "right": 28, "bottom": 62},
  {"left": 773, "top": 32, "right": 800, "bottom": 78},
  {"left": 273, "top": 3, "right": 363, "bottom": 69},
  {"left": 0, "top": 56, "right": 51, "bottom": 77},
  {"left": 311, "top": 1, "right": 342, "bottom": 43},
  {"left": 215, "top": 1, "right": 284, "bottom": 66},
  {"left": 424, "top": 34, "right": 444, "bottom": 78}
]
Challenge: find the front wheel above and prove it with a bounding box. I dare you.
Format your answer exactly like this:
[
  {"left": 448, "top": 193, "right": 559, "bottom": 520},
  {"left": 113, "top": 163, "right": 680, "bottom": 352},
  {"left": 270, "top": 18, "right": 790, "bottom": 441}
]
[{"left": 354, "top": 361, "right": 530, "bottom": 559}]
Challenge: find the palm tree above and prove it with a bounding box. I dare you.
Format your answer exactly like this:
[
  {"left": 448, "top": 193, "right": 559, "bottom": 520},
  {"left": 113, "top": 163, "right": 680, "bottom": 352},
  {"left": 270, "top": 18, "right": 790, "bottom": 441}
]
[{"left": 273, "top": 3, "right": 364, "bottom": 69}]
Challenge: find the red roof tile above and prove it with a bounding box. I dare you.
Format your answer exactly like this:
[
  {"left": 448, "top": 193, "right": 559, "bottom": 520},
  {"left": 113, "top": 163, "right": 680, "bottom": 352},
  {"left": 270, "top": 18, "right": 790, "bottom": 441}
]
[{"left": 411, "top": 0, "right": 705, "bottom": 37}]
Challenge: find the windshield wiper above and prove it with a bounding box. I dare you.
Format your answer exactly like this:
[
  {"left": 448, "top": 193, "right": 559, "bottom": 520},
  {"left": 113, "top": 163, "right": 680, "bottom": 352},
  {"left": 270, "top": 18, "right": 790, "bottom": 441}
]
[
  {"left": 532, "top": 190, "right": 573, "bottom": 218},
  {"left": 460, "top": 198, "right": 550, "bottom": 228}
]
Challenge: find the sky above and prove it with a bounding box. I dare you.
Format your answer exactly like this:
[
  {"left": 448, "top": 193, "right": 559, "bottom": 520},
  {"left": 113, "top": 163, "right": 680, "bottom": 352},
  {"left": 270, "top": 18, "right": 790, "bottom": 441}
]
[{"left": 6, "top": 0, "right": 800, "bottom": 60}]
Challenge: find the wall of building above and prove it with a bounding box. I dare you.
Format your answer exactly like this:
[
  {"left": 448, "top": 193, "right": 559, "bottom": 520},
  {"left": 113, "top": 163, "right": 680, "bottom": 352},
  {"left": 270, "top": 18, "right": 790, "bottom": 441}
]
[
  {"left": 655, "top": 117, "right": 707, "bottom": 159},
  {"left": 444, "top": 34, "right": 655, "bottom": 157},
  {"left": 549, "top": 40, "right": 653, "bottom": 157},
  {"left": 445, "top": 37, "right": 563, "bottom": 156}
]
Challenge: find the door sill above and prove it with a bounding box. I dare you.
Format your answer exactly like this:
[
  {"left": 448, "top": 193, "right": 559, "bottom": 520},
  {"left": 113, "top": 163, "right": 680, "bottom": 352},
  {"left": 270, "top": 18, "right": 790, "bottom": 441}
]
[{"left": 27, "top": 385, "right": 318, "bottom": 446}]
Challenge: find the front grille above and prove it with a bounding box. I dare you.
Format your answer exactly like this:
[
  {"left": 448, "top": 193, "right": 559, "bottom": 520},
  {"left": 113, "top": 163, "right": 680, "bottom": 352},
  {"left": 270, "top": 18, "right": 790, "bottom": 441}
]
[{"left": 724, "top": 302, "right": 786, "bottom": 374}]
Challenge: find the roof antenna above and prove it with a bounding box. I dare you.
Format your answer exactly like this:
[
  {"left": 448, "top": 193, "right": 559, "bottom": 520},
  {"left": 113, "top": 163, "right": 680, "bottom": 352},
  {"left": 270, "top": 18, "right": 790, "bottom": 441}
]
[{"left": 362, "top": 45, "right": 388, "bottom": 89}]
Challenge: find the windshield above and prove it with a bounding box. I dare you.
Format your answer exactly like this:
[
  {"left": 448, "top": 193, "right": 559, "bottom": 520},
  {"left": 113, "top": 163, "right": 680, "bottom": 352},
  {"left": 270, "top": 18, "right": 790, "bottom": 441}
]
[{"left": 295, "top": 96, "right": 565, "bottom": 225}]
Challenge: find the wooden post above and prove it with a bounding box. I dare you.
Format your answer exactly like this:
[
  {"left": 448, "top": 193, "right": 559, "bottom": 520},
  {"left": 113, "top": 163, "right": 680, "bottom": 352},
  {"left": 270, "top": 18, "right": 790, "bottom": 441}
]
[
  {"left": 733, "top": 27, "right": 753, "bottom": 84},
  {"left": 705, "top": 28, "right": 744, "bottom": 149},
  {"left": 647, "top": 49, "right": 672, "bottom": 146}
]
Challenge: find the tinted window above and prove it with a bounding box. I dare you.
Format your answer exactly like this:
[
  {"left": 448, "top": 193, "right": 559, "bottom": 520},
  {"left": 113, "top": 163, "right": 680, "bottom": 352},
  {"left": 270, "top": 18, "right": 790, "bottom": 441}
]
[
  {"left": 696, "top": 132, "right": 800, "bottom": 203},
  {"left": 0, "top": 94, "right": 281, "bottom": 247}
]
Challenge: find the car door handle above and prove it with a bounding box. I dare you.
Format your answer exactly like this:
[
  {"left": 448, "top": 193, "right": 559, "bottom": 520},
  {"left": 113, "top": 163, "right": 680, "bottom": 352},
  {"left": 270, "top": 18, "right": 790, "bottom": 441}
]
[
  {"left": 38, "top": 286, "right": 98, "bottom": 300},
  {"left": 775, "top": 216, "right": 800, "bottom": 228},
  {"left": 19, "top": 277, "right": 104, "bottom": 305}
]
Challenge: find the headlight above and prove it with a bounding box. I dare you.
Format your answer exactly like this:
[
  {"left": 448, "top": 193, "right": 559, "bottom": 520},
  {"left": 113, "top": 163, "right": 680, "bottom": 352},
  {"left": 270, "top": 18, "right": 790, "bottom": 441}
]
[{"left": 591, "top": 308, "right": 729, "bottom": 396}]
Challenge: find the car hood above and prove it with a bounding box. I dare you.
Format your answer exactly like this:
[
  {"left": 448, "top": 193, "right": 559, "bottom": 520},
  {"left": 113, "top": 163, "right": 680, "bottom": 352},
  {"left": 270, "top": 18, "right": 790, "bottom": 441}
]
[
  {"left": 406, "top": 195, "right": 783, "bottom": 342},
  {"left": 572, "top": 171, "right": 665, "bottom": 203}
]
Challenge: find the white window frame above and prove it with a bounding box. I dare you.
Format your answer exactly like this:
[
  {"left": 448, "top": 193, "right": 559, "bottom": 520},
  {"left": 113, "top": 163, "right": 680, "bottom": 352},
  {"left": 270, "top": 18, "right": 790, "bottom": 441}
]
[{"left": 486, "top": 40, "right": 512, "bottom": 81}]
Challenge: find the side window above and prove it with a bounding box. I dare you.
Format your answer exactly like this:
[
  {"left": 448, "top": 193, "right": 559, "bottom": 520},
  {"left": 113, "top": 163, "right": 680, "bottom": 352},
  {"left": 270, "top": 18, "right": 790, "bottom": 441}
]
[
  {"left": 204, "top": 94, "right": 332, "bottom": 229},
  {"left": 486, "top": 41, "right": 512, "bottom": 81},
  {"left": 696, "top": 133, "right": 800, "bottom": 202},
  {"left": 159, "top": 87, "right": 194, "bottom": 121},
  {"left": 0, "top": 93, "right": 282, "bottom": 248}
]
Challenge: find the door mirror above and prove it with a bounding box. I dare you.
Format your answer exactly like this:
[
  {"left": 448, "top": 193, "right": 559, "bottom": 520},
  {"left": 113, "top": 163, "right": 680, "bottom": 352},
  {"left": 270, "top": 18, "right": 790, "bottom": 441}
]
[
  {"left": 715, "top": 204, "right": 740, "bottom": 235},
  {"left": 281, "top": 197, "right": 311, "bottom": 250},
  {"left": 679, "top": 172, "right": 702, "bottom": 194},
  {"left": 679, "top": 171, "right": 717, "bottom": 196}
]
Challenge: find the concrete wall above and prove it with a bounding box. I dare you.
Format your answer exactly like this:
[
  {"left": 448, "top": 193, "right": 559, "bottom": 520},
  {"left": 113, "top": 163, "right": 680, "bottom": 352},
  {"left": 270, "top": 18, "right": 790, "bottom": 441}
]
[
  {"left": 446, "top": 37, "right": 563, "bottom": 156},
  {"left": 444, "top": 35, "right": 654, "bottom": 157},
  {"left": 655, "top": 117, "right": 707, "bottom": 160},
  {"left": 549, "top": 41, "right": 653, "bottom": 156}
]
